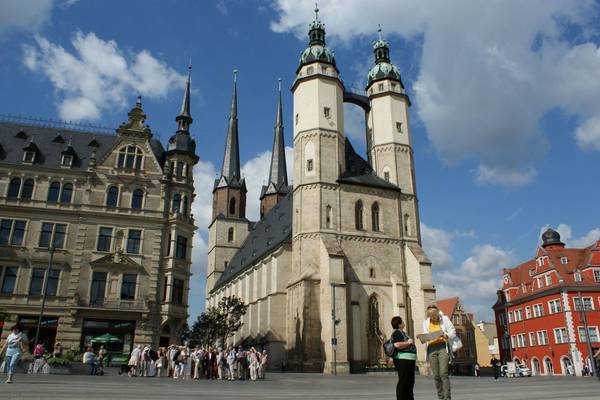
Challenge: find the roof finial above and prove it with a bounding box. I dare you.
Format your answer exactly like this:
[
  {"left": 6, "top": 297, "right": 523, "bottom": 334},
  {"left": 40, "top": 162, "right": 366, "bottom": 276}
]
[
  {"left": 278, "top": 77, "right": 282, "bottom": 93},
  {"left": 136, "top": 95, "right": 142, "bottom": 108},
  {"left": 378, "top": 24, "right": 383, "bottom": 41},
  {"left": 233, "top": 69, "right": 238, "bottom": 83},
  {"left": 314, "top": 3, "right": 319, "bottom": 21}
]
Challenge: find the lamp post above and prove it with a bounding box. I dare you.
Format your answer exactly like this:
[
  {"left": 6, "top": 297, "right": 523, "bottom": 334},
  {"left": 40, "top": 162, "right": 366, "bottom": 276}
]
[
  {"left": 576, "top": 291, "right": 599, "bottom": 379},
  {"left": 34, "top": 244, "right": 55, "bottom": 349}
]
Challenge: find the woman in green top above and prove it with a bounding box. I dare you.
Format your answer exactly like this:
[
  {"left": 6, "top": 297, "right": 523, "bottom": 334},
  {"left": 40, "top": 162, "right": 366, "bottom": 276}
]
[{"left": 391, "top": 316, "right": 416, "bottom": 400}]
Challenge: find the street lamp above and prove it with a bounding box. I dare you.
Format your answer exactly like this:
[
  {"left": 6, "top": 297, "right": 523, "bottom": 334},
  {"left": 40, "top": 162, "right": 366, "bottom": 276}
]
[
  {"left": 576, "top": 291, "right": 599, "bottom": 379},
  {"left": 33, "top": 241, "right": 55, "bottom": 350}
]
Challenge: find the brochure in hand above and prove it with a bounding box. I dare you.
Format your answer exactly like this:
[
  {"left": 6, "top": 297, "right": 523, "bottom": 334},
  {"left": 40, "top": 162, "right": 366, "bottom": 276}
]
[{"left": 416, "top": 330, "right": 443, "bottom": 344}]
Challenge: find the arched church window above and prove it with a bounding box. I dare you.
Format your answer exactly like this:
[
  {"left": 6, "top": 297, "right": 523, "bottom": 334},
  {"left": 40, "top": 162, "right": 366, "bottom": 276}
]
[
  {"left": 7, "top": 177, "right": 21, "bottom": 198},
  {"left": 368, "top": 294, "right": 380, "bottom": 336},
  {"left": 172, "top": 193, "right": 181, "bottom": 213},
  {"left": 355, "top": 200, "right": 364, "bottom": 230},
  {"left": 117, "top": 145, "right": 144, "bottom": 169},
  {"left": 371, "top": 202, "right": 380, "bottom": 232},
  {"left": 229, "top": 197, "right": 236, "bottom": 215},
  {"left": 47, "top": 181, "right": 60, "bottom": 203},
  {"left": 106, "top": 186, "right": 119, "bottom": 208},
  {"left": 404, "top": 213, "right": 411, "bottom": 236},
  {"left": 325, "top": 205, "right": 332, "bottom": 229},
  {"left": 228, "top": 227, "right": 234, "bottom": 243}
]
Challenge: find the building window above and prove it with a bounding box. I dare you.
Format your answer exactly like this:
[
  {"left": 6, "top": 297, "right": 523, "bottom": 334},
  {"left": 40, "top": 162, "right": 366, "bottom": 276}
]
[
  {"left": 176, "top": 162, "right": 184, "bottom": 177},
  {"left": 560, "top": 256, "right": 568, "bottom": 264},
  {"left": 545, "top": 274, "right": 552, "bottom": 286},
  {"left": 7, "top": 177, "right": 21, "bottom": 199},
  {"left": 306, "top": 159, "right": 314, "bottom": 172},
  {"left": 126, "top": 229, "right": 142, "bottom": 254},
  {"left": 97, "top": 227, "right": 113, "bottom": 252},
  {"left": 369, "top": 268, "right": 375, "bottom": 278},
  {"left": 525, "top": 306, "right": 531, "bottom": 319},
  {"left": 578, "top": 326, "right": 600, "bottom": 343},
  {"left": 537, "top": 330, "right": 549, "bottom": 345},
  {"left": 295, "top": 113, "right": 299, "bottom": 125},
  {"left": 371, "top": 202, "right": 380, "bottom": 231},
  {"left": 29, "top": 268, "right": 59, "bottom": 296},
  {"left": 325, "top": 205, "right": 332, "bottom": 229},
  {"left": 378, "top": 83, "right": 384, "bottom": 91},
  {"left": 383, "top": 171, "right": 390, "bottom": 182},
  {"left": 1, "top": 266, "right": 17, "bottom": 294},
  {"left": 20, "top": 179, "right": 34, "bottom": 200},
  {"left": 533, "top": 303, "right": 544, "bottom": 318},
  {"left": 574, "top": 271, "right": 582, "bottom": 282},
  {"left": 38, "top": 223, "right": 66, "bottom": 249},
  {"left": 355, "top": 200, "right": 364, "bottom": 230},
  {"left": 548, "top": 299, "right": 561, "bottom": 314},
  {"left": 118, "top": 145, "right": 143, "bottom": 169},
  {"left": 536, "top": 276, "right": 543, "bottom": 288},
  {"left": 307, "top": 66, "right": 314, "bottom": 75},
  {"left": 0, "top": 219, "right": 26, "bottom": 246},
  {"left": 529, "top": 332, "right": 536, "bottom": 346},
  {"left": 227, "top": 228, "right": 234, "bottom": 243},
  {"left": 593, "top": 270, "right": 600, "bottom": 282},
  {"left": 404, "top": 213, "right": 411, "bottom": 236},
  {"left": 23, "top": 151, "right": 35, "bottom": 163},
  {"left": 106, "top": 186, "right": 119, "bottom": 208},
  {"left": 47, "top": 182, "right": 60, "bottom": 203},
  {"left": 574, "top": 297, "right": 594, "bottom": 311},
  {"left": 121, "top": 274, "right": 137, "bottom": 300},
  {"left": 553, "top": 327, "right": 568, "bottom": 344},
  {"left": 517, "top": 334, "right": 527, "bottom": 347},
  {"left": 396, "top": 122, "right": 402, "bottom": 133},
  {"left": 510, "top": 335, "right": 516, "bottom": 349},
  {"left": 172, "top": 278, "right": 184, "bottom": 304},
  {"left": 175, "top": 235, "right": 188, "bottom": 260},
  {"left": 182, "top": 196, "right": 188, "bottom": 216},
  {"left": 131, "top": 189, "right": 144, "bottom": 209},
  {"left": 60, "top": 183, "right": 73, "bottom": 204},
  {"left": 172, "top": 193, "right": 181, "bottom": 213},
  {"left": 61, "top": 154, "right": 73, "bottom": 167},
  {"left": 514, "top": 309, "right": 523, "bottom": 321},
  {"left": 229, "top": 197, "right": 236, "bottom": 215},
  {"left": 90, "top": 271, "right": 107, "bottom": 305},
  {"left": 368, "top": 295, "right": 380, "bottom": 336},
  {"left": 323, "top": 107, "right": 330, "bottom": 118}
]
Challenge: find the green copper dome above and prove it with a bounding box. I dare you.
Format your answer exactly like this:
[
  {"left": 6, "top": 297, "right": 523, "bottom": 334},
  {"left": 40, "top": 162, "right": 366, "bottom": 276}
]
[
  {"left": 299, "top": 45, "right": 337, "bottom": 69},
  {"left": 367, "top": 62, "right": 402, "bottom": 87}
]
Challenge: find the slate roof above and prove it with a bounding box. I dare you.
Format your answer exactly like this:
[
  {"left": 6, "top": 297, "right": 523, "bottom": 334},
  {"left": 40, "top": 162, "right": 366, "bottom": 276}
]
[
  {"left": 211, "top": 191, "right": 292, "bottom": 292},
  {"left": 338, "top": 138, "right": 400, "bottom": 191},
  {"left": 0, "top": 121, "right": 167, "bottom": 170}
]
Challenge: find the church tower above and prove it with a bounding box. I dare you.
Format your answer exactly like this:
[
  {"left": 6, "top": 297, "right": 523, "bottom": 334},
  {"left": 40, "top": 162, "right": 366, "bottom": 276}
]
[
  {"left": 259, "top": 79, "right": 289, "bottom": 218},
  {"left": 206, "top": 72, "right": 250, "bottom": 298},
  {"left": 366, "top": 28, "right": 421, "bottom": 243},
  {"left": 289, "top": 6, "right": 349, "bottom": 373}
]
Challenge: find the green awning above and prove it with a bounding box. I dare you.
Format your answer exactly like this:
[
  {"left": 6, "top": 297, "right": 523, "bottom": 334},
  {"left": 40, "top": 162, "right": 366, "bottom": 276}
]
[{"left": 90, "top": 333, "right": 122, "bottom": 343}]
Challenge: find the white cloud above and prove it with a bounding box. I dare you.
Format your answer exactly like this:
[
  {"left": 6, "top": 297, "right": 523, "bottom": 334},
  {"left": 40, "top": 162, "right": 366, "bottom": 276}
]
[
  {"left": 539, "top": 223, "right": 600, "bottom": 248},
  {"left": 270, "top": 0, "right": 600, "bottom": 186},
  {"left": 575, "top": 116, "right": 600, "bottom": 151},
  {"left": 22, "top": 32, "right": 186, "bottom": 121},
  {"left": 421, "top": 223, "right": 453, "bottom": 269},
  {"left": 0, "top": 0, "right": 53, "bottom": 37}
]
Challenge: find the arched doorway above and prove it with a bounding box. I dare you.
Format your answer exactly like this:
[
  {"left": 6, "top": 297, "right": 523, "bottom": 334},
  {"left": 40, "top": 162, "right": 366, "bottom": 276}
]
[
  {"left": 531, "top": 358, "right": 540, "bottom": 376},
  {"left": 367, "top": 294, "right": 383, "bottom": 365},
  {"left": 544, "top": 357, "right": 554, "bottom": 375},
  {"left": 561, "top": 356, "right": 574, "bottom": 376}
]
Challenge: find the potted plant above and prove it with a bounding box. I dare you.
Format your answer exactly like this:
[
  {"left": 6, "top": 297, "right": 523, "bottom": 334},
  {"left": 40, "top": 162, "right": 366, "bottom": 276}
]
[{"left": 45, "top": 356, "right": 72, "bottom": 374}]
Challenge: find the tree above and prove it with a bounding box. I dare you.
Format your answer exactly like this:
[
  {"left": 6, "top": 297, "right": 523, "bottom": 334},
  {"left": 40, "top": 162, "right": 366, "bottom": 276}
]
[
  {"left": 190, "top": 307, "right": 221, "bottom": 347},
  {"left": 216, "top": 296, "right": 248, "bottom": 346},
  {"left": 178, "top": 321, "right": 190, "bottom": 344}
]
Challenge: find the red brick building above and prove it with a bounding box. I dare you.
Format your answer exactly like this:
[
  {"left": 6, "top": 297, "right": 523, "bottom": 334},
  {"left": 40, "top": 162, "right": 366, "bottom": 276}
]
[
  {"left": 437, "top": 297, "right": 477, "bottom": 375},
  {"left": 493, "top": 228, "right": 600, "bottom": 376}
]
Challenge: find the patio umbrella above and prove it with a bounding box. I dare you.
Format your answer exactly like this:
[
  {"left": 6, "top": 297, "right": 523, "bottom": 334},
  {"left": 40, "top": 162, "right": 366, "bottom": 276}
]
[{"left": 90, "top": 333, "right": 122, "bottom": 343}]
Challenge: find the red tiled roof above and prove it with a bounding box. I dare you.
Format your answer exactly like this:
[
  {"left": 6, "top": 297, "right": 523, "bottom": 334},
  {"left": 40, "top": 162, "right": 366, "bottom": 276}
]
[{"left": 436, "top": 296, "right": 459, "bottom": 316}]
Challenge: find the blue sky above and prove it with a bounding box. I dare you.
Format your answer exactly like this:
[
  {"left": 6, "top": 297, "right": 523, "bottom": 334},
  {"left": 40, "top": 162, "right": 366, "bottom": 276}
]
[{"left": 1, "top": 0, "right": 600, "bottom": 322}]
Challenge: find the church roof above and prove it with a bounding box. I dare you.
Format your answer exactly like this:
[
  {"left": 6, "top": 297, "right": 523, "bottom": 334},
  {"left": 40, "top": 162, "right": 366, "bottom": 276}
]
[
  {"left": 211, "top": 191, "right": 293, "bottom": 293},
  {"left": 338, "top": 138, "right": 400, "bottom": 191}
]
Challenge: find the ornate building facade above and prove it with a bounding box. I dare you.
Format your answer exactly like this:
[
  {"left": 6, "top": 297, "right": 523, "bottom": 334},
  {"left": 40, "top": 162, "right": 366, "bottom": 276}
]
[
  {"left": 0, "top": 71, "right": 198, "bottom": 354},
  {"left": 206, "top": 11, "right": 435, "bottom": 373}
]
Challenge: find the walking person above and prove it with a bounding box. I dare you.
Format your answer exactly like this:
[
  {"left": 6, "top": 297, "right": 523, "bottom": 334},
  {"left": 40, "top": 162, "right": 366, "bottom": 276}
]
[
  {"left": 98, "top": 345, "right": 107, "bottom": 369},
  {"left": 128, "top": 345, "right": 142, "bottom": 377},
  {"left": 83, "top": 347, "right": 98, "bottom": 376},
  {"left": 0, "top": 325, "right": 28, "bottom": 384},
  {"left": 422, "top": 304, "right": 456, "bottom": 400},
  {"left": 390, "top": 316, "right": 417, "bottom": 400},
  {"left": 491, "top": 356, "right": 500, "bottom": 380},
  {"left": 259, "top": 350, "right": 268, "bottom": 379}
]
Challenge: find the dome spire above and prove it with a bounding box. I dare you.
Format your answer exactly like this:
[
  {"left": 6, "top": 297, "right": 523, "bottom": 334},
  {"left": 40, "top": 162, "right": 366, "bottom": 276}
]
[
  {"left": 176, "top": 64, "right": 193, "bottom": 132},
  {"left": 366, "top": 24, "right": 403, "bottom": 89}
]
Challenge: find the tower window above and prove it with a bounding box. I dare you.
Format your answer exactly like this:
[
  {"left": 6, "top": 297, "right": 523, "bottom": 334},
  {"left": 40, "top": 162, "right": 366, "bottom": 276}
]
[
  {"left": 404, "top": 213, "right": 411, "bottom": 236},
  {"left": 369, "top": 268, "right": 376, "bottom": 278},
  {"left": 355, "top": 200, "right": 364, "bottom": 230},
  {"left": 384, "top": 171, "right": 390, "bottom": 182},
  {"left": 295, "top": 114, "right": 299, "bottom": 125},
  {"left": 172, "top": 193, "right": 181, "bottom": 213},
  {"left": 322, "top": 66, "right": 328, "bottom": 74},
  {"left": 306, "top": 159, "right": 314, "bottom": 172},
  {"left": 325, "top": 205, "right": 332, "bottom": 229},
  {"left": 323, "top": 107, "right": 330, "bottom": 118},
  {"left": 391, "top": 82, "right": 397, "bottom": 90},
  {"left": 228, "top": 227, "right": 234, "bottom": 242},
  {"left": 229, "top": 197, "right": 236, "bottom": 215},
  {"left": 378, "top": 83, "right": 384, "bottom": 91},
  {"left": 307, "top": 66, "right": 314, "bottom": 75},
  {"left": 396, "top": 122, "right": 403, "bottom": 132},
  {"left": 176, "top": 162, "right": 184, "bottom": 177},
  {"left": 371, "top": 202, "right": 380, "bottom": 232},
  {"left": 182, "top": 196, "right": 188, "bottom": 216}
]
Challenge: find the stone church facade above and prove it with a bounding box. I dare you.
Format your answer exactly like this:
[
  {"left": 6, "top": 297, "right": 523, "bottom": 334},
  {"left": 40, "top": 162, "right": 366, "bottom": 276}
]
[
  {"left": 206, "top": 12, "right": 436, "bottom": 373},
  {"left": 0, "top": 72, "right": 198, "bottom": 353}
]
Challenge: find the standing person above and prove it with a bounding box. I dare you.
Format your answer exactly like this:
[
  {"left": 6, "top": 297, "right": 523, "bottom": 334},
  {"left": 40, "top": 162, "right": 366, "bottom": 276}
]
[
  {"left": 32, "top": 342, "right": 45, "bottom": 374},
  {"left": 172, "top": 346, "right": 182, "bottom": 379},
  {"left": 227, "top": 348, "right": 236, "bottom": 381},
  {"left": 216, "top": 348, "right": 224, "bottom": 380},
  {"left": 156, "top": 348, "right": 166, "bottom": 377},
  {"left": 52, "top": 342, "right": 63, "bottom": 358},
  {"left": 183, "top": 346, "right": 192, "bottom": 379},
  {"left": 390, "top": 316, "right": 417, "bottom": 400},
  {"left": 422, "top": 304, "right": 456, "bottom": 400},
  {"left": 0, "top": 325, "right": 28, "bottom": 384},
  {"left": 83, "top": 347, "right": 97, "bottom": 376},
  {"left": 167, "top": 345, "right": 176, "bottom": 377},
  {"left": 98, "top": 345, "right": 107, "bottom": 369},
  {"left": 249, "top": 348, "right": 259, "bottom": 381},
  {"left": 259, "top": 350, "right": 268, "bottom": 379},
  {"left": 128, "top": 345, "right": 142, "bottom": 377},
  {"left": 490, "top": 356, "right": 500, "bottom": 380}
]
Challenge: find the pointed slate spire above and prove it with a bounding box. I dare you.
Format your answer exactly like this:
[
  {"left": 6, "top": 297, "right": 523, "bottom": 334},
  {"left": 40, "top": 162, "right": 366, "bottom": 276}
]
[
  {"left": 176, "top": 64, "right": 193, "bottom": 132},
  {"left": 267, "top": 79, "right": 288, "bottom": 189},
  {"left": 220, "top": 70, "right": 241, "bottom": 182}
]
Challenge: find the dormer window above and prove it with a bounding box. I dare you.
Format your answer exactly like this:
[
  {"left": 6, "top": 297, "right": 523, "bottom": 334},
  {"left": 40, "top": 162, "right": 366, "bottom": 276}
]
[
  {"left": 560, "top": 256, "right": 568, "bottom": 264},
  {"left": 61, "top": 154, "right": 73, "bottom": 168},
  {"left": 23, "top": 151, "right": 35, "bottom": 163},
  {"left": 574, "top": 270, "right": 582, "bottom": 282},
  {"left": 117, "top": 145, "right": 144, "bottom": 169}
]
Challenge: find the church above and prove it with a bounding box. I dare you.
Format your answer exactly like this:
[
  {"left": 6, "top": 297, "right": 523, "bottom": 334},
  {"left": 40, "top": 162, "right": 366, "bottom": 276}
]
[{"left": 205, "top": 10, "right": 436, "bottom": 373}]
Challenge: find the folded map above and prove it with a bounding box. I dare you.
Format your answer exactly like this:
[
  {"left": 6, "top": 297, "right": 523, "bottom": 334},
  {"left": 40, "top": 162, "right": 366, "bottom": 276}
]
[{"left": 416, "top": 331, "right": 443, "bottom": 344}]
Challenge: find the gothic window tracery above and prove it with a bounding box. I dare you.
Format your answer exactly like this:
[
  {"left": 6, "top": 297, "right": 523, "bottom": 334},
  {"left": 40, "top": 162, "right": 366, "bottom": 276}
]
[
  {"left": 355, "top": 200, "right": 364, "bottom": 230},
  {"left": 368, "top": 294, "right": 380, "bottom": 337},
  {"left": 371, "top": 202, "right": 380, "bottom": 231}
]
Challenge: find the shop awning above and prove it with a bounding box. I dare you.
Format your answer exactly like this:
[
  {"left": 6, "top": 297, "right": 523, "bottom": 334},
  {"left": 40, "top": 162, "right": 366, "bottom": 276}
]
[{"left": 90, "top": 333, "right": 122, "bottom": 343}]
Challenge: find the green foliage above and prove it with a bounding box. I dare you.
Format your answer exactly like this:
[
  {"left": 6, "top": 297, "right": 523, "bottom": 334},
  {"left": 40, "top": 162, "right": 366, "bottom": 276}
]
[
  {"left": 190, "top": 295, "right": 248, "bottom": 347},
  {"left": 63, "top": 349, "right": 81, "bottom": 362},
  {"left": 20, "top": 352, "right": 33, "bottom": 362},
  {"left": 46, "top": 356, "right": 70, "bottom": 366},
  {"left": 178, "top": 321, "right": 191, "bottom": 344}
]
